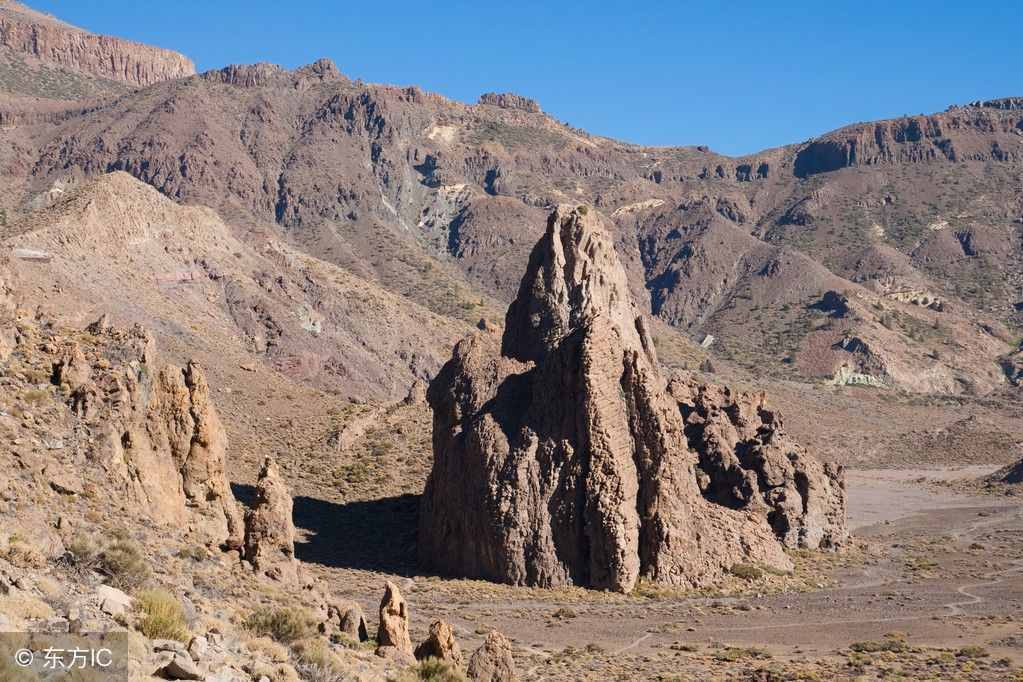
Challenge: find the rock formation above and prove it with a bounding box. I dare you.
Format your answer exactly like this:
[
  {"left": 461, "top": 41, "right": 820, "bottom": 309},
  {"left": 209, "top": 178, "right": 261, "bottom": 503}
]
[
  {"left": 0, "top": 1, "right": 195, "bottom": 88},
  {"left": 466, "top": 631, "right": 516, "bottom": 682},
  {"left": 667, "top": 377, "right": 846, "bottom": 550},
  {"left": 67, "top": 324, "right": 244, "bottom": 548},
  {"left": 478, "top": 92, "right": 542, "bottom": 113},
  {"left": 414, "top": 619, "right": 463, "bottom": 667},
  {"left": 419, "top": 206, "right": 847, "bottom": 591},
  {"left": 243, "top": 456, "right": 299, "bottom": 584},
  {"left": 376, "top": 581, "right": 413, "bottom": 659}
]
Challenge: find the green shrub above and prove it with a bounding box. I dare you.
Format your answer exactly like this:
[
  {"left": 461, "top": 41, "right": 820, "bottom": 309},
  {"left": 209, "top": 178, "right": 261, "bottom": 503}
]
[
  {"left": 244, "top": 606, "right": 317, "bottom": 643},
  {"left": 135, "top": 589, "right": 190, "bottom": 642}
]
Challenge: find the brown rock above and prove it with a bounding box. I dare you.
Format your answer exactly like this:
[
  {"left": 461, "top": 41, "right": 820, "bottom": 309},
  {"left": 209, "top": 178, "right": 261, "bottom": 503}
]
[
  {"left": 0, "top": 1, "right": 195, "bottom": 88},
  {"left": 337, "top": 603, "right": 369, "bottom": 641},
  {"left": 414, "top": 619, "right": 463, "bottom": 667},
  {"left": 375, "top": 581, "right": 413, "bottom": 656},
  {"left": 51, "top": 342, "right": 91, "bottom": 390},
  {"left": 71, "top": 324, "right": 243, "bottom": 548},
  {"left": 243, "top": 456, "right": 299, "bottom": 584},
  {"left": 419, "top": 206, "right": 846, "bottom": 591},
  {"left": 667, "top": 376, "right": 847, "bottom": 550},
  {"left": 466, "top": 631, "right": 516, "bottom": 682}
]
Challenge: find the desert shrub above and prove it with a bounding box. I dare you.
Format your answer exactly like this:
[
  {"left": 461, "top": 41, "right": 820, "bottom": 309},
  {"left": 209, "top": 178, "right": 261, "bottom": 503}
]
[
  {"left": 392, "top": 658, "right": 468, "bottom": 682},
  {"left": 134, "top": 589, "right": 190, "bottom": 642},
  {"left": 552, "top": 607, "right": 577, "bottom": 619},
  {"left": 244, "top": 636, "right": 289, "bottom": 662},
  {"left": 729, "top": 563, "right": 763, "bottom": 581},
  {"left": 290, "top": 637, "right": 343, "bottom": 673},
  {"left": 98, "top": 535, "right": 151, "bottom": 590},
  {"left": 3, "top": 534, "right": 46, "bottom": 569},
  {"left": 850, "top": 632, "right": 908, "bottom": 654},
  {"left": 244, "top": 606, "right": 317, "bottom": 643},
  {"left": 956, "top": 645, "right": 989, "bottom": 659}
]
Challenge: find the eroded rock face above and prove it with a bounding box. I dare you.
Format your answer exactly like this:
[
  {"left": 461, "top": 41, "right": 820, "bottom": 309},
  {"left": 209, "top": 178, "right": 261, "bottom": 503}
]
[
  {"left": 420, "top": 206, "right": 847, "bottom": 591},
  {"left": 0, "top": 1, "right": 195, "bottom": 87},
  {"left": 243, "top": 456, "right": 299, "bottom": 584},
  {"left": 414, "top": 619, "right": 463, "bottom": 667},
  {"left": 466, "top": 631, "right": 516, "bottom": 682},
  {"left": 69, "top": 324, "right": 244, "bottom": 548},
  {"left": 668, "top": 377, "right": 847, "bottom": 550},
  {"left": 376, "top": 582, "right": 413, "bottom": 658}
]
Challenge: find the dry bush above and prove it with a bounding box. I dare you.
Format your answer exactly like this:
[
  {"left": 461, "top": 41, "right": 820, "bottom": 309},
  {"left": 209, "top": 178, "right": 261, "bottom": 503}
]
[
  {"left": 134, "top": 589, "right": 190, "bottom": 642},
  {"left": 244, "top": 606, "right": 317, "bottom": 644}
]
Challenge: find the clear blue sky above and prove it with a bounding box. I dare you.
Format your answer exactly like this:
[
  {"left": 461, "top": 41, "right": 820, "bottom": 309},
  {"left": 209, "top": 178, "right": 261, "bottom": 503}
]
[{"left": 27, "top": 0, "right": 1022, "bottom": 156}]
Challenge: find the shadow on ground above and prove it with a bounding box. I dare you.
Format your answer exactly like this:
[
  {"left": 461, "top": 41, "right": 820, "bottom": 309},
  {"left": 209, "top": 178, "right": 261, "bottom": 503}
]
[{"left": 231, "top": 483, "right": 420, "bottom": 576}]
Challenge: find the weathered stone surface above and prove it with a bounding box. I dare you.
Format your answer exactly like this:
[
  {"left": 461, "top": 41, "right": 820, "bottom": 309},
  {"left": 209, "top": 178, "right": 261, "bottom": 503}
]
[
  {"left": 420, "top": 206, "right": 847, "bottom": 591},
  {"left": 478, "top": 92, "right": 541, "bottom": 113},
  {"left": 414, "top": 619, "right": 463, "bottom": 667},
  {"left": 466, "top": 631, "right": 516, "bottom": 682},
  {"left": 51, "top": 341, "right": 90, "bottom": 390},
  {"left": 243, "top": 456, "right": 299, "bottom": 584},
  {"left": 667, "top": 376, "right": 847, "bottom": 550},
  {"left": 0, "top": 1, "right": 195, "bottom": 88},
  {"left": 72, "top": 324, "right": 244, "bottom": 548},
  {"left": 375, "top": 581, "right": 413, "bottom": 656},
  {"left": 335, "top": 603, "right": 368, "bottom": 641}
]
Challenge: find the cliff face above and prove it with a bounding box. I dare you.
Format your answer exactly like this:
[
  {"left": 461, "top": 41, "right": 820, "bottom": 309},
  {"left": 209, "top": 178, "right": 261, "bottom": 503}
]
[{"left": 0, "top": 0, "right": 194, "bottom": 88}]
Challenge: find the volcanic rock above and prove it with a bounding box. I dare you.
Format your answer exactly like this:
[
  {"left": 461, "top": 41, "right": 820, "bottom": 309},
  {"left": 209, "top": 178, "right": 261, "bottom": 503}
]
[
  {"left": 375, "top": 581, "right": 413, "bottom": 658},
  {"left": 466, "top": 631, "right": 516, "bottom": 682},
  {"left": 243, "top": 456, "right": 299, "bottom": 584},
  {"left": 419, "top": 206, "right": 847, "bottom": 591},
  {"left": 667, "top": 376, "right": 846, "bottom": 549},
  {"left": 69, "top": 323, "right": 244, "bottom": 548},
  {"left": 0, "top": 1, "right": 195, "bottom": 88},
  {"left": 414, "top": 619, "right": 463, "bottom": 667}
]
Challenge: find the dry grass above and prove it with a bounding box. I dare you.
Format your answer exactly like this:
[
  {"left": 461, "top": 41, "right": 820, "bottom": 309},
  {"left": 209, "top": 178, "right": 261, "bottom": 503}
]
[
  {"left": 134, "top": 589, "right": 190, "bottom": 642},
  {"left": 244, "top": 606, "right": 318, "bottom": 644}
]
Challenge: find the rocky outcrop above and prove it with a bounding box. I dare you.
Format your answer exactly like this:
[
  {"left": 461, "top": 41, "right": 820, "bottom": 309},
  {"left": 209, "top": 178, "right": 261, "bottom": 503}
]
[
  {"left": 466, "top": 631, "right": 516, "bottom": 682},
  {"left": 668, "top": 377, "right": 846, "bottom": 550},
  {"left": 419, "top": 206, "right": 847, "bottom": 591},
  {"left": 478, "top": 92, "right": 541, "bottom": 113},
  {"left": 68, "top": 324, "right": 244, "bottom": 548},
  {"left": 376, "top": 582, "right": 413, "bottom": 659},
  {"left": 243, "top": 456, "right": 299, "bottom": 584},
  {"left": 414, "top": 619, "right": 463, "bottom": 667},
  {"left": 0, "top": 1, "right": 195, "bottom": 87}
]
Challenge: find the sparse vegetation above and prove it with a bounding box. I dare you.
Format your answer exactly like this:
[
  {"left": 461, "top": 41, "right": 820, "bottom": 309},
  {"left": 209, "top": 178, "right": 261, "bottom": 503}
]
[
  {"left": 244, "top": 606, "right": 318, "bottom": 644},
  {"left": 393, "top": 658, "right": 469, "bottom": 682},
  {"left": 134, "top": 589, "right": 190, "bottom": 642}
]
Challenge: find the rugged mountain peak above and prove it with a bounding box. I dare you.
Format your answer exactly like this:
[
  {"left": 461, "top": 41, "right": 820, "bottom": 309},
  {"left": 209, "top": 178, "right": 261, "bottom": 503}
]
[
  {"left": 478, "top": 91, "right": 541, "bottom": 113},
  {"left": 420, "top": 206, "right": 846, "bottom": 592},
  {"left": 0, "top": 0, "right": 195, "bottom": 88},
  {"left": 502, "top": 205, "right": 655, "bottom": 365}
]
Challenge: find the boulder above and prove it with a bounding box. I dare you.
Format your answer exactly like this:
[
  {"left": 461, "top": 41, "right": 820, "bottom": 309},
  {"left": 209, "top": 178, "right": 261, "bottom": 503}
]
[
  {"left": 414, "top": 619, "right": 463, "bottom": 667},
  {"left": 243, "top": 456, "right": 299, "bottom": 584},
  {"left": 466, "top": 631, "right": 516, "bottom": 682},
  {"left": 336, "top": 603, "right": 369, "bottom": 641},
  {"left": 375, "top": 581, "right": 413, "bottom": 657},
  {"left": 419, "top": 206, "right": 847, "bottom": 591}
]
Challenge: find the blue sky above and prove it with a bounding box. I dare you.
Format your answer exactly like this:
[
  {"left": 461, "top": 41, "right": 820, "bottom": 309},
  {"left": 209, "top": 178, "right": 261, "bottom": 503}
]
[{"left": 27, "top": 1, "right": 1022, "bottom": 156}]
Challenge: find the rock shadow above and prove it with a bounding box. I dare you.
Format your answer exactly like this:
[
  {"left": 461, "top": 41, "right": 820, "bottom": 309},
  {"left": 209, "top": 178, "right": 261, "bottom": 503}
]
[{"left": 231, "top": 483, "right": 420, "bottom": 576}]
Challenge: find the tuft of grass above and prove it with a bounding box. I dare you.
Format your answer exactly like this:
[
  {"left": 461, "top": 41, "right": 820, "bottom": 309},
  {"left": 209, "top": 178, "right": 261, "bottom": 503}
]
[
  {"left": 392, "top": 658, "right": 468, "bottom": 682},
  {"left": 290, "top": 637, "right": 344, "bottom": 674},
  {"left": 134, "top": 589, "right": 190, "bottom": 642},
  {"left": 244, "top": 606, "right": 318, "bottom": 644},
  {"left": 728, "top": 563, "right": 763, "bottom": 581}
]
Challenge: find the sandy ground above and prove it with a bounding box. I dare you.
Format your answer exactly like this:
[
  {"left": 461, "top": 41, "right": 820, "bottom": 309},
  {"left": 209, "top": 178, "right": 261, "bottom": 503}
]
[{"left": 304, "top": 466, "right": 1023, "bottom": 678}]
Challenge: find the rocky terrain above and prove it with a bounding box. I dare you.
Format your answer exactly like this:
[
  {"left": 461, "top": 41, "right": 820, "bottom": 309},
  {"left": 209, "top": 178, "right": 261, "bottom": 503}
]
[
  {"left": 0, "top": 1, "right": 1022, "bottom": 680},
  {"left": 420, "top": 207, "right": 845, "bottom": 591}
]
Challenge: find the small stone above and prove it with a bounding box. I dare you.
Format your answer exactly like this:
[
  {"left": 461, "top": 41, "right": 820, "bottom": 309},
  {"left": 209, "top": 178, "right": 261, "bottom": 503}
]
[
  {"left": 161, "top": 652, "right": 204, "bottom": 680},
  {"left": 188, "top": 635, "right": 209, "bottom": 661}
]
